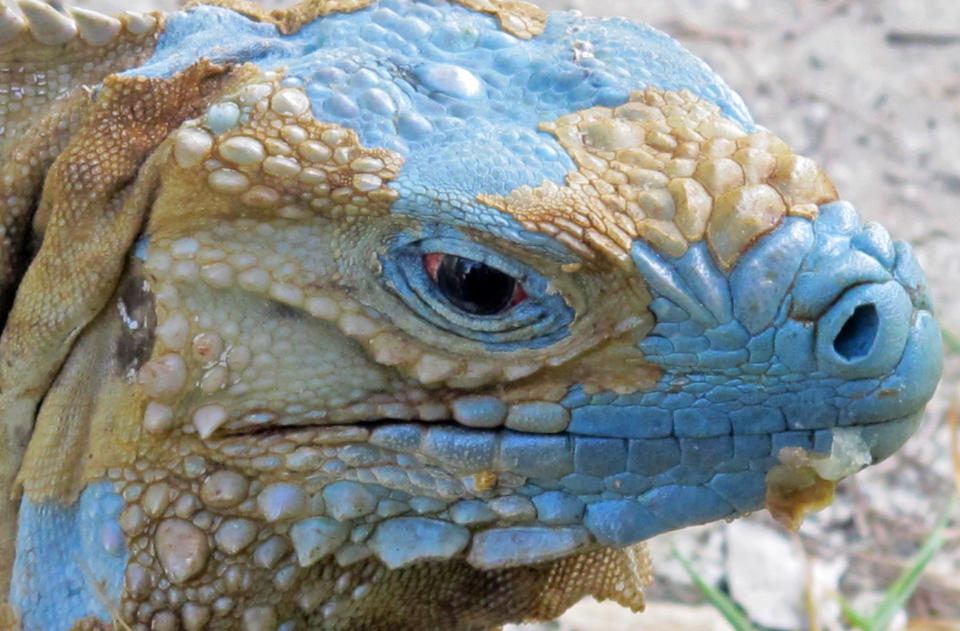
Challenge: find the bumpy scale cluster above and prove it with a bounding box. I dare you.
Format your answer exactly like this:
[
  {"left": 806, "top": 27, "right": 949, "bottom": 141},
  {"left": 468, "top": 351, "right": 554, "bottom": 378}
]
[
  {"left": 167, "top": 76, "right": 403, "bottom": 218},
  {"left": 480, "top": 88, "right": 838, "bottom": 269},
  {"left": 108, "top": 426, "right": 649, "bottom": 629}
]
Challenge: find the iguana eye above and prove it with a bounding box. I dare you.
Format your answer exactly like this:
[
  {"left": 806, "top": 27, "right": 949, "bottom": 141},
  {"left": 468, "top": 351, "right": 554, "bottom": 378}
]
[
  {"left": 423, "top": 252, "right": 527, "bottom": 316},
  {"left": 381, "top": 230, "right": 574, "bottom": 348}
]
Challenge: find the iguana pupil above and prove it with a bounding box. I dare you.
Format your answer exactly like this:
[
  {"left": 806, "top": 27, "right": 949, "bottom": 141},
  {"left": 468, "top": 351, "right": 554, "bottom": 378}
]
[{"left": 425, "top": 252, "right": 524, "bottom": 316}]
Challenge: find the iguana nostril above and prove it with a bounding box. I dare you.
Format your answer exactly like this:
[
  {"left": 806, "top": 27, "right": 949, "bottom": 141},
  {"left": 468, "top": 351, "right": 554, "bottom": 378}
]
[
  {"left": 833, "top": 303, "right": 879, "bottom": 360},
  {"left": 815, "top": 281, "right": 912, "bottom": 378}
]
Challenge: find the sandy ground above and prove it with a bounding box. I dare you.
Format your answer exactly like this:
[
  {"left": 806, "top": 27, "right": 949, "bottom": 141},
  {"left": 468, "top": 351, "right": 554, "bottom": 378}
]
[{"left": 11, "top": 0, "right": 960, "bottom": 628}]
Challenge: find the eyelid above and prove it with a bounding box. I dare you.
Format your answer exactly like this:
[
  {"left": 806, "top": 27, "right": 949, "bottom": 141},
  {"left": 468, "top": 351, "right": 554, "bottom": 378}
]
[
  {"left": 412, "top": 236, "right": 531, "bottom": 280},
  {"left": 380, "top": 230, "right": 575, "bottom": 349}
]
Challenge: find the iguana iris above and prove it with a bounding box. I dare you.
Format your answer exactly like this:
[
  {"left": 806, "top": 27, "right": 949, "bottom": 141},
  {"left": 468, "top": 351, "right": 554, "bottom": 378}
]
[{"left": 0, "top": 0, "right": 942, "bottom": 629}]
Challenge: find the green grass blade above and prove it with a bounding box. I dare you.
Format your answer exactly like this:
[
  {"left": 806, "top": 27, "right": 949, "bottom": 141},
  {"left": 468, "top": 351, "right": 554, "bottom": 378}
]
[
  {"left": 672, "top": 545, "right": 759, "bottom": 631},
  {"left": 866, "top": 495, "right": 956, "bottom": 630},
  {"left": 942, "top": 328, "right": 960, "bottom": 357},
  {"left": 837, "top": 592, "right": 873, "bottom": 631}
]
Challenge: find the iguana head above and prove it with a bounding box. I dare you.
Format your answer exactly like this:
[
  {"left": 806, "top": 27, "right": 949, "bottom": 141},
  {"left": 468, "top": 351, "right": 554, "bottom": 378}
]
[{"left": 0, "top": 0, "right": 942, "bottom": 629}]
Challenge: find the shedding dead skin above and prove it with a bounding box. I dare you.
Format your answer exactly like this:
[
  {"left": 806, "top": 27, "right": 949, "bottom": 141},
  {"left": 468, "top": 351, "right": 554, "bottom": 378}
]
[
  {"left": 764, "top": 429, "right": 873, "bottom": 530},
  {"left": 765, "top": 450, "right": 841, "bottom": 531}
]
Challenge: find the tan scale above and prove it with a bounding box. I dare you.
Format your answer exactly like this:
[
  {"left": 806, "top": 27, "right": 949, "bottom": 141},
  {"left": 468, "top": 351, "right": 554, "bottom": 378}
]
[
  {"left": 478, "top": 87, "right": 838, "bottom": 270},
  {"left": 158, "top": 76, "right": 404, "bottom": 226}
]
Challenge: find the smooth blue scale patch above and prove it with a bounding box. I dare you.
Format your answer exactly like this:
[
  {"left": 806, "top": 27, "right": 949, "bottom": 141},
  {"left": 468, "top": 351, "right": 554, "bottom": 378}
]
[
  {"left": 126, "top": 0, "right": 753, "bottom": 242},
  {"left": 409, "top": 496, "right": 447, "bottom": 514},
  {"left": 708, "top": 472, "right": 767, "bottom": 512},
  {"left": 674, "top": 408, "right": 730, "bottom": 437},
  {"left": 449, "top": 499, "right": 498, "bottom": 525},
  {"left": 11, "top": 481, "right": 127, "bottom": 631},
  {"left": 451, "top": 397, "right": 508, "bottom": 426},
  {"left": 681, "top": 437, "right": 733, "bottom": 469},
  {"left": 730, "top": 217, "right": 814, "bottom": 334},
  {"left": 497, "top": 432, "right": 573, "bottom": 479},
  {"left": 585, "top": 499, "right": 668, "bottom": 546},
  {"left": 645, "top": 485, "right": 735, "bottom": 528},
  {"left": 468, "top": 526, "right": 590, "bottom": 568},
  {"left": 627, "top": 437, "right": 680, "bottom": 476},
  {"left": 422, "top": 425, "right": 497, "bottom": 469},
  {"left": 532, "top": 491, "right": 585, "bottom": 524},
  {"left": 568, "top": 405, "right": 672, "bottom": 438},
  {"left": 322, "top": 481, "right": 379, "bottom": 520},
  {"left": 368, "top": 517, "right": 469, "bottom": 568},
  {"left": 573, "top": 437, "right": 627, "bottom": 478}
]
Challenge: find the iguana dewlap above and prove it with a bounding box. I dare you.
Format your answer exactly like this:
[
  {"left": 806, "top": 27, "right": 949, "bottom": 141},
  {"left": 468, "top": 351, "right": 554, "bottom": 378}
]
[{"left": 0, "top": 0, "right": 942, "bottom": 629}]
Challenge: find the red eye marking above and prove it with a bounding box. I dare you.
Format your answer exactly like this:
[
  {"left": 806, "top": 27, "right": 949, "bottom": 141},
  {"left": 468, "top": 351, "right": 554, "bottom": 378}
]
[
  {"left": 423, "top": 252, "right": 444, "bottom": 282},
  {"left": 509, "top": 282, "right": 527, "bottom": 307}
]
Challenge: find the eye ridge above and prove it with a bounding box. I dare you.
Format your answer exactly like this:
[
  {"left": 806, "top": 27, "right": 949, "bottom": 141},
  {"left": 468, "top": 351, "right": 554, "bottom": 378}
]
[{"left": 423, "top": 252, "right": 527, "bottom": 316}]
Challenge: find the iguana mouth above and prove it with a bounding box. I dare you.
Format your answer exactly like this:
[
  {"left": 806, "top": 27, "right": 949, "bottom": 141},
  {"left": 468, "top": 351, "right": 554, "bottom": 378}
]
[
  {"left": 209, "top": 409, "right": 924, "bottom": 480},
  {"left": 219, "top": 417, "right": 433, "bottom": 439},
  {"left": 186, "top": 393, "right": 578, "bottom": 439},
  {"left": 217, "top": 410, "right": 918, "bottom": 443}
]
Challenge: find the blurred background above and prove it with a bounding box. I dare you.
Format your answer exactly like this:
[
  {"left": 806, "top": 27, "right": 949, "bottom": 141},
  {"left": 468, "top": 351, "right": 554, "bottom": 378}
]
[{"left": 12, "top": 0, "right": 960, "bottom": 628}]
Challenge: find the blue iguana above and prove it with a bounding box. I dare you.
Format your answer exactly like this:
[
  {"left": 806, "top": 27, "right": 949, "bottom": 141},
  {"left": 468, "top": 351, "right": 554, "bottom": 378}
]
[{"left": 0, "top": 0, "right": 942, "bottom": 629}]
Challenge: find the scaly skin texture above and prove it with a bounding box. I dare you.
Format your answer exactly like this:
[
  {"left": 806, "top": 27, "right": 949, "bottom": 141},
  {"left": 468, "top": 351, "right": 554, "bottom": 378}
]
[{"left": 0, "top": 1, "right": 943, "bottom": 630}]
